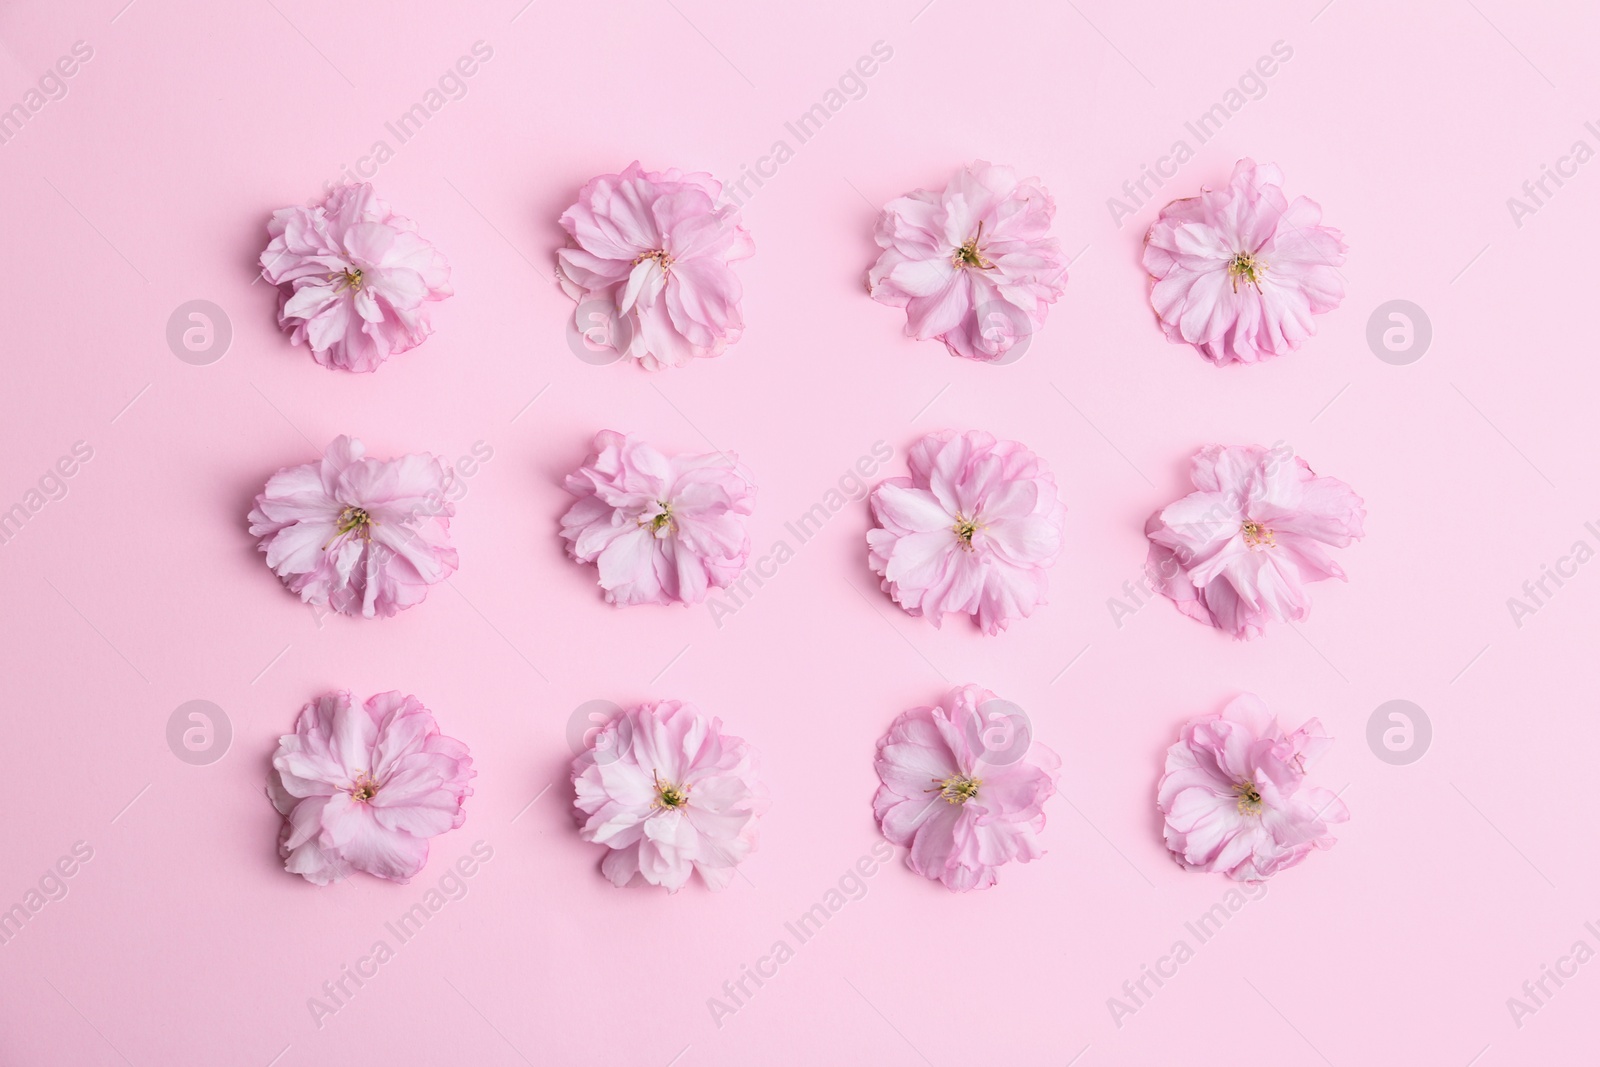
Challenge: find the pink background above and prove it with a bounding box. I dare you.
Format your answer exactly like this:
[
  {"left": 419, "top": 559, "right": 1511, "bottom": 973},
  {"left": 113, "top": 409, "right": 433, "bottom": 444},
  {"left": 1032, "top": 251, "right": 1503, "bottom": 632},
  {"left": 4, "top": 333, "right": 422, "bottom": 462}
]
[{"left": 1, "top": 0, "right": 1595, "bottom": 1062}]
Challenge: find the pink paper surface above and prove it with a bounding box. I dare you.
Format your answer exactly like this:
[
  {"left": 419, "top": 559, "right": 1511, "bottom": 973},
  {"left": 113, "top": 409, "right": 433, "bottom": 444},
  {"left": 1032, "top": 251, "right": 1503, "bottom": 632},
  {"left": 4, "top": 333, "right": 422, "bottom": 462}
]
[{"left": 0, "top": 0, "right": 1594, "bottom": 1063}]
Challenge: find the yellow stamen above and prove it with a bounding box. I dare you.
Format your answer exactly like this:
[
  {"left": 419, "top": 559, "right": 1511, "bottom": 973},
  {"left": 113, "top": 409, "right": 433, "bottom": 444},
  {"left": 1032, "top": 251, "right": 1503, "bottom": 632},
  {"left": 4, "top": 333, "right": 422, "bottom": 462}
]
[
  {"left": 633, "top": 249, "right": 673, "bottom": 274},
  {"left": 928, "top": 774, "right": 982, "bottom": 804},
  {"left": 642, "top": 502, "right": 675, "bottom": 534},
  {"left": 1234, "top": 780, "right": 1263, "bottom": 816},
  {"left": 652, "top": 770, "right": 688, "bottom": 809},
  {"left": 332, "top": 267, "right": 364, "bottom": 292},
  {"left": 336, "top": 506, "right": 375, "bottom": 539},
  {"left": 953, "top": 220, "right": 994, "bottom": 270},
  {"left": 1241, "top": 521, "right": 1275, "bottom": 548},
  {"left": 952, "top": 514, "right": 981, "bottom": 549},
  {"left": 1227, "top": 251, "right": 1264, "bottom": 293}
]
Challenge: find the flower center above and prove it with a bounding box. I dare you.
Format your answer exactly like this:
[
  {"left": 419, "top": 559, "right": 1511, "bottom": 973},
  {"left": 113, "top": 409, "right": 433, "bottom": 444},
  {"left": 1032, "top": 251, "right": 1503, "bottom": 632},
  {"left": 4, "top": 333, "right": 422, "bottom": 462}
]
[
  {"left": 1241, "top": 521, "right": 1275, "bottom": 548},
  {"left": 929, "top": 774, "right": 982, "bottom": 804},
  {"left": 953, "top": 221, "right": 994, "bottom": 270},
  {"left": 952, "top": 514, "right": 981, "bottom": 548},
  {"left": 332, "top": 267, "right": 364, "bottom": 293},
  {"left": 1227, "top": 251, "right": 1264, "bottom": 293},
  {"left": 642, "top": 502, "right": 675, "bottom": 534},
  {"left": 350, "top": 773, "right": 379, "bottom": 802},
  {"left": 1234, "top": 780, "right": 1264, "bottom": 816},
  {"left": 652, "top": 770, "right": 688, "bottom": 809},
  {"left": 634, "top": 248, "right": 673, "bottom": 274},
  {"left": 336, "top": 506, "right": 375, "bottom": 539}
]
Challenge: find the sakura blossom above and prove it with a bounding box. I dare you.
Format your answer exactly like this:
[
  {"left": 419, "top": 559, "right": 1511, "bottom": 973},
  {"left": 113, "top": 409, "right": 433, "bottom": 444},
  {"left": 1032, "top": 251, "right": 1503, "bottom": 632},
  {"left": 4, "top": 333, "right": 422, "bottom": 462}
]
[
  {"left": 248, "top": 435, "right": 457, "bottom": 618},
  {"left": 260, "top": 183, "right": 452, "bottom": 372},
  {"left": 868, "top": 429, "right": 1065, "bottom": 634},
  {"left": 868, "top": 161, "right": 1067, "bottom": 362},
  {"left": 1142, "top": 158, "right": 1345, "bottom": 366},
  {"left": 557, "top": 162, "right": 754, "bottom": 370},
  {"left": 268, "top": 690, "right": 474, "bottom": 885},
  {"left": 1143, "top": 443, "right": 1364, "bottom": 639},
  {"left": 560, "top": 431, "right": 755, "bottom": 607},
  {"left": 873, "top": 684, "right": 1059, "bottom": 892},
  {"left": 1157, "top": 693, "right": 1348, "bottom": 881},
  {"left": 572, "top": 700, "right": 768, "bottom": 893}
]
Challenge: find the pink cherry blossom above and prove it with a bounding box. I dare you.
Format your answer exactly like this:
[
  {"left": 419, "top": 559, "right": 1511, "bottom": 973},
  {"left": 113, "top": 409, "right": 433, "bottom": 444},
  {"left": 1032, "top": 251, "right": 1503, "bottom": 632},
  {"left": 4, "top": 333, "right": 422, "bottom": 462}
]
[
  {"left": 557, "top": 162, "right": 754, "bottom": 370},
  {"left": 867, "top": 161, "right": 1067, "bottom": 362},
  {"left": 1142, "top": 158, "right": 1345, "bottom": 366},
  {"left": 268, "top": 690, "right": 474, "bottom": 886},
  {"left": 572, "top": 700, "right": 769, "bottom": 893},
  {"left": 260, "top": 183, "right": 452, "bottom": 373},
  {"left": 560, "top": 431, "right": 755, "bottom": 607},
  {"left": 1158, "top": 693, "right": 1348, "bottom": 881},
  {"left": 868, "top": 430, "right": 1065, "bottom": 634},
  {"left": 1144, "top": 443, "right": 1365, "bottom": 639},
  {"left": 248, "top": 435, "right": 458, "bottom": 618},
  {"left": 873, "top": 685, "right": 1059, "bottom": 892}
]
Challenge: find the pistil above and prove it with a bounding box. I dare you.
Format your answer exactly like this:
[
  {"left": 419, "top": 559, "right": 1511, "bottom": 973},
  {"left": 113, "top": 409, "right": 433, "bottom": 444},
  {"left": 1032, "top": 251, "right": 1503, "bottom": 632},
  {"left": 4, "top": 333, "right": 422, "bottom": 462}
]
[
  {"left": 1227, "top": 251, "right": 1264, "bottom": 293},
  {"left": 634, "top": 248, "right": 673, "bottom": 274},
  {"left": 953, "top": 221, "right": 994, "bottom": 270},
  {"left": 643, "top": 502, "right": 675, "bottom": 535},
  {"left": 1241, "top": 521, "right": 1275, "bottom": 548},
  {"left": 929, "top": 773, "right": 982, "bottom": 805},
  {"left": 332, "top": 267, "right": 364, "bottom": 293},
  {"left": 336, "top": 506, "right": 375, "bottom": 540},
  {"left": 652, "top": 770, "right": 688, "bottom": 809},
  {"left": 952, "top": 514, "right": 981, "bottom": 549}
]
